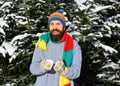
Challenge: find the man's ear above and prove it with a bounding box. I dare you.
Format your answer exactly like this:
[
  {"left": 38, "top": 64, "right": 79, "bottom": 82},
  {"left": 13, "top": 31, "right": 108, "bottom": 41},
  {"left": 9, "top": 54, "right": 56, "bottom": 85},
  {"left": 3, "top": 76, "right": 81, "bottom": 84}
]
[{"left": 63, "top": 27, "right": 66, "bottom": 30}]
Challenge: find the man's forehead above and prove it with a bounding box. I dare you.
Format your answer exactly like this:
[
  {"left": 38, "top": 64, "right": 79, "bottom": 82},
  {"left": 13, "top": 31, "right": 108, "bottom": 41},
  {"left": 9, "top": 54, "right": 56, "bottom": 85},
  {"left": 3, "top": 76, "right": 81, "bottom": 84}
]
[{"left": 50, "top": 20, "right": 62, "bottom": 23}]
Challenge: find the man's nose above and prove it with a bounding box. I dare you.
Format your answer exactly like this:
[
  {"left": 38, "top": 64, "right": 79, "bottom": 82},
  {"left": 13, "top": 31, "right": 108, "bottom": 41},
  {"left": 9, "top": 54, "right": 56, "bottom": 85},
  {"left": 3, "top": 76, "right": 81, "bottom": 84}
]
[{"left": 53, "top": 25, "right": 57, "bottom": 29}]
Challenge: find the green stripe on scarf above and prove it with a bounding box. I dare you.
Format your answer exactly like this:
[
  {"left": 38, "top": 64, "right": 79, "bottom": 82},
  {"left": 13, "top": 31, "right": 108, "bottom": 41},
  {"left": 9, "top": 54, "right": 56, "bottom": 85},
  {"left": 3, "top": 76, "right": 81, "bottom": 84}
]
[
  {"left": 39, "top": 33, "right": 49, "bottom": 43},
  {"left": 63, "top": 49, "right": 73, "bottom": 67}
]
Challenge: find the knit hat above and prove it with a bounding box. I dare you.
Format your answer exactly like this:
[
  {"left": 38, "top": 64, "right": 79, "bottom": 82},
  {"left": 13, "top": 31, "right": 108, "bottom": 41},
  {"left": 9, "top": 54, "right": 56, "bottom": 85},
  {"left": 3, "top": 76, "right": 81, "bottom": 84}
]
[{"left": 48, "top": 9, "right": 67, "bottom": 27}]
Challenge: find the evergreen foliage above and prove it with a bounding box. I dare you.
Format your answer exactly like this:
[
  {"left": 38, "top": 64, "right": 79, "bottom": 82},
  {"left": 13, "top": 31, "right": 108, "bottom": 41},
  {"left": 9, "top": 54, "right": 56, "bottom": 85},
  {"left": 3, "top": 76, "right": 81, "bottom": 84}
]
[{"left": 0, "top": 0, "right": 119, "bottom": 85}]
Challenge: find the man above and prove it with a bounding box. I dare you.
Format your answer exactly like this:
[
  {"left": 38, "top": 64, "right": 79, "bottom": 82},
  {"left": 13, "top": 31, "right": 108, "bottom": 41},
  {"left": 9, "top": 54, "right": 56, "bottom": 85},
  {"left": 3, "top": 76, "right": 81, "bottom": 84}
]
[{"left": 30, "top": 9, "right": 82, "bottom": 86}]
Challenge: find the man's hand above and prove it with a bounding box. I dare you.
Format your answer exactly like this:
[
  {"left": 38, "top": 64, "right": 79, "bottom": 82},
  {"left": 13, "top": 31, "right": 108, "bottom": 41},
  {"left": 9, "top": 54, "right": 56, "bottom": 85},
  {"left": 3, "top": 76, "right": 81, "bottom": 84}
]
[
  {"left": 54, "top": 57, "right": 68, "bottom": 75},
  {"left": 40, "top": 58, "right": 53, "bottom": 71}
]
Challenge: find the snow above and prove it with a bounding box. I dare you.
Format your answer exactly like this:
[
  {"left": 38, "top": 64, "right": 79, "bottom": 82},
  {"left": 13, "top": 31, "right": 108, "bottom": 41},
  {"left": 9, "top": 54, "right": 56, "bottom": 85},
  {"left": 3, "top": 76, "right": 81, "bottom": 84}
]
[
  {"left": 91, "top": 5, "right": 113, "bottom": 13},
  {"left": 10, "top": 53, "right": 19, "bottom": 63},
  {"left": 6, "top": 14, "right": 28, "bottom": 25},
  {"left": 105, "top": 14, "right": 120, "bottom": 28},
  {"left": 87, "top": 32, "right": 103, "bottom": 38},
  {"left": 102, "top": 62, "right": 119, "bottom": 69},
  {"left": 118, "top": 60, "right": 120, "bottom": 63},
  {"left": 11, "top": 33, "right": 31, "bottom": 44},
  {"left": 97, "top": 73, "right": 106, "bottom": 78},
  {"left": 103, "top": 52, "right": 110, "bottom": 57},
  {"left": 74, "top": 0, "right": 86, "bottom": 4},
  {"left": 74, "top": 0, "right": 113, "bottom": 12},
  {"left": 0, "top": 46, "right": 6, "bottom": 57},
  {"left": 5, "top": 83, "right": 33, "bottom": 86},
  {"left": 74, "top": 0, "right": 90, "bottom": 10},
  {"left": 104, "top": 25, "right": 111, "bottom": 31},
  {"left": 36, "top": 33, "right": 42, "bottom": 37},
  {"left": 17, "top": 19, "right": 28, "bottom": 25},
  {"left": 97, "top": 61, "right": 120, "bottom": 81},
  {"left": 1, "top": 2, "right": 12, "bottom": 9},
  {"left": 15, "top": 16, "right": 27, "bottom": 20},
  {"left": 0, "top": 1, "right": 3, "bottom": 4},
  {"left": 15, "top": 16, "right": 28, "bottom": 25},
  {"left": 0, "top": 27, "right": 5, "bottom": 35},
  {"left": 94, "top": 41, "right": 118, "bottom": 53},
  {"left": 5, "top": 83, "right": 11, "bottom": 86},
  {"left": 2, "top": 41, "right": 17, "bottom": 56},
  {"left": 0, "top": 18, "right": 8, "bottom": 27},
  {"left": 0, "top": 41, "right": 17, "bottom": 60},
  {"left": 0, "top": 34, "right": 32, "bottom": 62},
  {"left": 97, "top": 73, "right": 119, "bottom": 81},
  {"left": 105, "top": 21, "right": 120, "bottom": 28},
  {"left": 5, "top": 83, "right": 16, "bottom": 86},
  {"left": 38, "top": 0, "right": 46, "bottom": 3},
  {"left": 113, "top": 80, "right": 120, "bottom": 83},
  {"left": 6, "top": 14, "right": 16, "bottom": 19}
]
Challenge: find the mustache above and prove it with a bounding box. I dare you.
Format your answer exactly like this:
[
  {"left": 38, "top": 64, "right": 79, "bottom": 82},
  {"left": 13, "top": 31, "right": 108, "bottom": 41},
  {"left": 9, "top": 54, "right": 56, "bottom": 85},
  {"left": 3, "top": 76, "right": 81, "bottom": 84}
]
[{"left": 51, "top": 29, "right": 61, "bottom": 32}]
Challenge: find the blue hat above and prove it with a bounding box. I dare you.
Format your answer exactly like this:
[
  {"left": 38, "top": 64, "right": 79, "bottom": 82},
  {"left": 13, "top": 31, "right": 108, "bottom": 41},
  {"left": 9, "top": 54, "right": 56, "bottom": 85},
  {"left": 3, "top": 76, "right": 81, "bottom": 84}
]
[{"left": 48, "top": 9, "right": 66, "bottom": 27}]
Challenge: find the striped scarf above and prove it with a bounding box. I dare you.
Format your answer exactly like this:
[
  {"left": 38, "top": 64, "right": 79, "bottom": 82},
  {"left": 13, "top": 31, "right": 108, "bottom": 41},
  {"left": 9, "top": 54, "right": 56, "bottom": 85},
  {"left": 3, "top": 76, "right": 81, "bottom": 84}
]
[{"left": 36, "top": 31, "right": 74, "bottom": 86}]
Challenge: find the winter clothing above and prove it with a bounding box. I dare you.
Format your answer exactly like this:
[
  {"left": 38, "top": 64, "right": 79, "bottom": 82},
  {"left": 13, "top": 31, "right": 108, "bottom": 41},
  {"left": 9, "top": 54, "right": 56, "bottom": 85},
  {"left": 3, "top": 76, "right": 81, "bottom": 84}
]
[
  {"left": 54, "top": 57, "right": 68, "bottom": 75},
  {"left": 48, "top": 9, "right": 67, "bottom": 27},
  {"left": 36, "top": 31, "right": 74, "bottom": 86},
  {"left": 30, "top": 31, "right": 82, "bottom": 86},
  {"left": 36, "top": 31, "right": 74, "bottom": 66},
  {"left": 40, "top": 58, "right": 53, "bottom": 71}
]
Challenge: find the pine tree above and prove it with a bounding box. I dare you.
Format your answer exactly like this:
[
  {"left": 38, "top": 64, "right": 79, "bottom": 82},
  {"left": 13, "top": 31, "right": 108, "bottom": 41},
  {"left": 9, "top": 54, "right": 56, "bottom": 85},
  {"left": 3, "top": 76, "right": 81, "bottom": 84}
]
[
  {"left": 0, "top": 0, "right": 119, "bottom": 85},
  {"left": 73, "top": 0, "right": 120, "bottom": 86},
  {"left": 0, "top": 0, "right": 79, "bottom": 85}
]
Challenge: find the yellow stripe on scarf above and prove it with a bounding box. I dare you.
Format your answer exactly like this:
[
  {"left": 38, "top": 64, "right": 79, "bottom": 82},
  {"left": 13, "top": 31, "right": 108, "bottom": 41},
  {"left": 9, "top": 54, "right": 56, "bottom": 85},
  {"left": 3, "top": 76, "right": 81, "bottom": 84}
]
[
  {"left": 35, "top": 39, "right": 47, "bottom": 50},
  {"left": 59, "top": 75, "right": 70, "bottom": 86}
]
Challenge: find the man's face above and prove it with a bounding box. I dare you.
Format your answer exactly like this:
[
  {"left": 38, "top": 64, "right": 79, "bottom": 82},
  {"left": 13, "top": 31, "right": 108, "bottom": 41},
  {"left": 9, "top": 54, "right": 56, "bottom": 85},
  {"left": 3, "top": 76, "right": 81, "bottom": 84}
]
[{"left": 49, "top": 20, "right": 65, "bottom": 42}]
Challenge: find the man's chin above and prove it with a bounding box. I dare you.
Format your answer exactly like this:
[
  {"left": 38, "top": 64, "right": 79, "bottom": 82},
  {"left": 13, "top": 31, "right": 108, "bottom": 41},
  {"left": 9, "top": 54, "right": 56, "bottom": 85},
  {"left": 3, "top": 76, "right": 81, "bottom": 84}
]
[{"left": 50, "top": 34, "right": 61, "bottom": 42}]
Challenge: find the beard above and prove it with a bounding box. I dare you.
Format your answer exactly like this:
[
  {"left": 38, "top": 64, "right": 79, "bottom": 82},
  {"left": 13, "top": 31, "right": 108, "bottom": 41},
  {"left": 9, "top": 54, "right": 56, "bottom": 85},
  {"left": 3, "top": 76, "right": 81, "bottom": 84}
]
[{"left": 50, "top": 29, "right": 64, "bottom": 42}]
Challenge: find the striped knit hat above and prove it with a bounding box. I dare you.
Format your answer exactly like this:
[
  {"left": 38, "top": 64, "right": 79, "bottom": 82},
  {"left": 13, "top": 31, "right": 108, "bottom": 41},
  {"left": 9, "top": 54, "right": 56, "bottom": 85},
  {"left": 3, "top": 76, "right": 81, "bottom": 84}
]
[{"left": 48, "top": 9, "right": 67, "bottom": 27}]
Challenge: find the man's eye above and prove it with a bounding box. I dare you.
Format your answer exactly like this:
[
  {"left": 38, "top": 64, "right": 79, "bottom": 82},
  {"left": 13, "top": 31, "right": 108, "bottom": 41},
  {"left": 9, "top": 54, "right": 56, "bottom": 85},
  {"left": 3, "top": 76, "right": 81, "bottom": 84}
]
[
  {"left": 50, "top": 23, "right": 54, "bottom": 25},
  {"left": 57, "top": 23, "right": 61, "bottom": 25}
]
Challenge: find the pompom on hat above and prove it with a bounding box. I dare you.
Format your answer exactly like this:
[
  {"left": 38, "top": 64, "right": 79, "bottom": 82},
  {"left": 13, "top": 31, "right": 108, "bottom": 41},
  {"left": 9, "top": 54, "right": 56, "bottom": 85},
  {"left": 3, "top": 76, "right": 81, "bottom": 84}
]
[{"left": 48, "top": 9, "right": 67, "bottom": 27}]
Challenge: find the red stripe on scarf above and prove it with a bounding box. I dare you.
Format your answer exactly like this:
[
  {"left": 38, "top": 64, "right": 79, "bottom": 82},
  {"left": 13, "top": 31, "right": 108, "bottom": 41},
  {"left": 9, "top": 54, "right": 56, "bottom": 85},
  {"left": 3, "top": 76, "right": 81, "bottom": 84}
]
[
  {"left": 60, "top": 31, "right": 73, "bottom": 51},
  {"left": 64, "top": 83, "right": 71, "bottom": 86}
]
